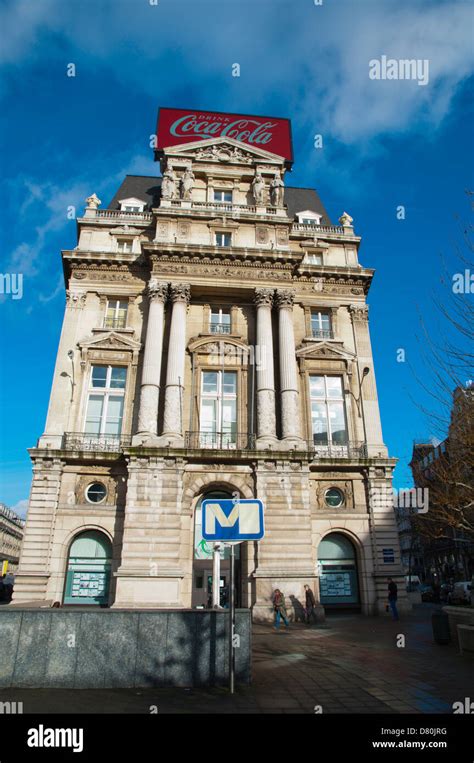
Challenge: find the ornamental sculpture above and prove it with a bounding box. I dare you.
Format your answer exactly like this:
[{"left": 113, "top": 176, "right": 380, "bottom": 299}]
[
  {"left": 339, "top": 211, "right": 353, "bottom": 227},
  {"left": 252, "top": 172, "right": 265, "bottom": 204},
  {"left": 180, "top": 167, "right": 195, "bottom": 200},
  {"left": 270, "top": 173, "right": 284, "bottom": 206},
  {"left": 85, "top": 193, "right": 101, "bottom": 209},
  {"left": 161, "top": 168, "right": 177, "bottom": 200}
]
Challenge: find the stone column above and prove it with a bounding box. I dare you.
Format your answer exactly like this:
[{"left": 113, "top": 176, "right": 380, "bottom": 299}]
[
  {"left": 160, "top": 283, "right": 191, "bottom": 445},
  {"left": 254, "top": 288, "right": 277, "bottom": 447},
  {"left": 275, "top": 289, "right": 303, "bottom": 445},
  {"left": 135, "top": 280, "right": 168, "bottom": 442}
]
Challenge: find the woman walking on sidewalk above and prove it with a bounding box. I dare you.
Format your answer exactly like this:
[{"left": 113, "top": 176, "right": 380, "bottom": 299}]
[{"left": 273, "top": 589, "right": 290, "bottom": 629}]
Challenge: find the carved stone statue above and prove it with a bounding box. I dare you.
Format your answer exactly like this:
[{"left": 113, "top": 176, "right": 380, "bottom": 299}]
[
  {"left": 85, "top": 193, "right": 101, "bottom": 209},
  {"left": 161, "top": 168, "right": 177, "bottom": 200},
  {"left": 252, "top": 172, "right": 265, "bottom": 204},
  {"left": 180, "top": 167, "right": 195, "bottom": 200},
  {"left": 270, "top": 173, "right": 284, "bottom": 206},
  {"left": 339, "top": 211, "right": 354, "bottom": 227}
]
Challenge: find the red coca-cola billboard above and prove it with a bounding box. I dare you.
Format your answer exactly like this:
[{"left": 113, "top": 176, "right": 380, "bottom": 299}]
[{"left": 155, "top": 107, "right": 293, "bottom": 164}]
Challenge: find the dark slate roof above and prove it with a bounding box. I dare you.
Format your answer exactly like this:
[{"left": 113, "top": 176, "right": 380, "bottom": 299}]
[
  {"left": 108, "top": 176, "right": 162, "bottom": 211},
  {"left": 284, "top": 187, "right": 331, "bottom": 225},
  {"left": 107, "top": 175, "right": 331, "bottom": 223}
]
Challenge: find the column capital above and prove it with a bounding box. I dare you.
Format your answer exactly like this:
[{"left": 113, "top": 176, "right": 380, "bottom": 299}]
[
  {"left": 254, "top": 288, "right": 274, "bottom": 308},
  {"left": 148, "top": 279, "right": 168, "bottom": 303},
  {"left": 275, "top": 289, "right": 295, "bottom": 309},
  {"left": 349, "top": 303, "right": 369, "bottom": 322},
  {"left": 169, "top": 282, "right": 191, "bottom": 305}
]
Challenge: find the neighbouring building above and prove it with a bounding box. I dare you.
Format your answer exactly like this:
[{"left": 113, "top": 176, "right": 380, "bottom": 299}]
[
  {"left": 410, "top": 385, "right": 474, "bottom": 583},
  {"left": 0, "top": 503, "right": 25, "bottom": 575},
  {"left": 13, "top": 108, "right": 407, "bottom": 618}
]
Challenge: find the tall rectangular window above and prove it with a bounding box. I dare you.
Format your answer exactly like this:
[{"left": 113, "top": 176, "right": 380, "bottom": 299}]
[
  {"left": 200, "top": 371, "right": 237, "bottom": 448},
  {"left": 309, "top": 375, "right": 347, "bottom": 446},
  {"left": 209, "top": 308, "right": 231, "bottom": 334},
  {"left": 214, "top": 190, "right": 232, "bottom": 203},
  {"left": 215, "top": 232, "right": 231, "bottom": 247},
  {"left": 117, "top": 239, "right": 133, "bottom": 253},
  {"left": 104, "top": 299, "right": 128, "bottom": 329},
  {"left": 311, "top": 310, "right": 332, "bottom": 339},
  {"left": 85, "top": 365, "right": 127, "bottom": 437}
]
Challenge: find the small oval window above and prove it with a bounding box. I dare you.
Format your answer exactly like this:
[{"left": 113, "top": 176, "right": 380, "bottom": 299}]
[
  {"left": 324, "top": 487, "right": 344, "bottom": 508},
  {"left": 85, "top": 483, "right": 107, "bottom": 504}
]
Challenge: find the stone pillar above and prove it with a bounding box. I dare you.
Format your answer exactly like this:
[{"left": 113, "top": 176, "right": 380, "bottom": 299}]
[
  {"left": 254, "top": 288, "right": 277, "bottom": 447},
  {"left": 275, "top": 290, "right": 303, "bottom": 446},
  {"left": 135, "top": 280, "right": 168, "bottom": 443},
  {"left": 159, "top": 283, "right": 191, "bottom": 445}
]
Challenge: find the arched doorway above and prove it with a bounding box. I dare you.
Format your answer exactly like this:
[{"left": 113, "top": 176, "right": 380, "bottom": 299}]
[
  {"left": 318, "top": 532, "right": 360, "bottom": 609},
  {"left": 192, "top": 490, "right": 242, "bottom": 608},
  {"left": 63, "top": 530, "right": 112, "bottom": 606}
]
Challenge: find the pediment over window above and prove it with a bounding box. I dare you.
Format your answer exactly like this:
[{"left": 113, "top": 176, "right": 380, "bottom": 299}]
[
  {"left": 295, "top": 341, "right": 356, "bottom": 362},
  {"left": 79, "top": 332, "right": 142, "bottom": 353},
  {"left": 188, "top": 336, "right": 250, "bottom": 356},
  {"left": 78, "top": 331, "right": 142, "bottom": 367}
]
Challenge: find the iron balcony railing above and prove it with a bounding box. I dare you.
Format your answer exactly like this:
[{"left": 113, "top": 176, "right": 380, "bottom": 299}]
[
  {"left": 308, "top": 440, "right": 368, "bottom": 458},
  {"left": 311, "top": 328, "right": 334, "bottom": 340},
  {"left": 209, "top": 322, "right": 231, "bottom": 334},
  {"left": 185, "top": 432, "right": 256, "bottom": 450},
  {"left": 62, "top": 432, "right": 132, "bottom": 452},
  {"left": 103, "top": 317, "right": 127, "bottom": 330}
]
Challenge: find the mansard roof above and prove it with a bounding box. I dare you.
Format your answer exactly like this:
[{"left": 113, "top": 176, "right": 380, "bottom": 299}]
[{"left": 107, "top": 175, "right": 332, "bottom": 224}]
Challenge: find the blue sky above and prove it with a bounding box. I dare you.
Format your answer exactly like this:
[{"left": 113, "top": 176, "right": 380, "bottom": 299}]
[{"left": 0, "top": 0, "right": 473, "bottom": 515}]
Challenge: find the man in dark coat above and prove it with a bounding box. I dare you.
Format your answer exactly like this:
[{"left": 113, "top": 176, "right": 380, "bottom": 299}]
[
  {"left": 387, "top": 577, "right": 399, "bottom": 621},
  {"left": 304, "top": 584, "right": 317, "bottom": 626}
]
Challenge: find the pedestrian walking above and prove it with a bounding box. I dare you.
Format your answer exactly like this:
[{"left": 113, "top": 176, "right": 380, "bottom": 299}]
[
  {"left": 304, "top": 584, "right": 317, "bottom": 625},
  {"left": 387, "top": 577, "right": 399, "bottom": 621},
  {"left": 273, "top": 588, "right": 290, "bottom": 629}
]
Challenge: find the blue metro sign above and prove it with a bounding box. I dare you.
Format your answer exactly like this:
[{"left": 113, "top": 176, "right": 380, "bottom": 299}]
[{"left": 202, "top": 499, "right": 265, "bottom": 542}]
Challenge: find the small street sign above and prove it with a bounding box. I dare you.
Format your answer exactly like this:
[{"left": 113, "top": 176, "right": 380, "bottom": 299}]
[{"left": 202, "top": 498, "right": 265, "bottom": 542}]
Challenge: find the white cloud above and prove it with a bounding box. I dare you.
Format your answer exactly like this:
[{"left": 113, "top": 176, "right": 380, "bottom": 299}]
[
  {"left": 11, "top": 498, "right": 29, "bottom": 519},
  {"left": 1, "top": 0, "right": 472, "bottom": 144}
]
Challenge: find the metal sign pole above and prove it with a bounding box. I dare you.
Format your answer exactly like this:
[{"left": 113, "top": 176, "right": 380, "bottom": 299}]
[{"left": 229, "top": 543, "right": 235, "bottom": 694}]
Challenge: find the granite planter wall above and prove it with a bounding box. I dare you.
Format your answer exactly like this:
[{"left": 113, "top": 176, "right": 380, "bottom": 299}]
[{"left": 0, "top": 609, "right": 251, "bottom": 688}]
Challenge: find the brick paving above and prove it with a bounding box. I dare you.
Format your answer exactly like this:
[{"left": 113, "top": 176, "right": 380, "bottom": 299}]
[{"left": 1, "top": 604, "right": 472, "bottom": 714}]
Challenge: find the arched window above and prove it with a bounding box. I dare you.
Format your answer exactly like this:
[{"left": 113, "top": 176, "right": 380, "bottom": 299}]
[
  {"left": 318, "top": 532, "right": 359, "bottom": 607},
  {"left": 64, "top": 530, "right": 112, "bottom": 606}
]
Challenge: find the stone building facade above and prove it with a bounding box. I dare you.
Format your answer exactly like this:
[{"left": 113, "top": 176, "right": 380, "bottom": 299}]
[
  {"left": 0, "top": 503, "right": 25, "bottom": 575},
  {"left": 13, "top": 128, "right": 407, "bottom": 618}
]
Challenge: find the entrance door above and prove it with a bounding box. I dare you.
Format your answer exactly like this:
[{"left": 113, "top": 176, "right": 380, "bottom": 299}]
[
  {"left": 192, "top": 490, "right": 241, "bottom": 608},
  {"left": 64, "top": 530, "right": 112, "bottom": 606},
  {"left": 318, "top": 533, "right": 360, "bottom": 607}
]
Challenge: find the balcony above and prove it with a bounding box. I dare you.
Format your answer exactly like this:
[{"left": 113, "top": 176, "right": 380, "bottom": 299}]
[
  {"left": 311, "top": 328, "right": 334, "bottom": 340},
  {"left": 209, "top": 322, "right": 231, "bottom": 335},
  {"left": 95, "top": 209, "right": 153, "bottom": 222},
  {"left": 185, "top": 432, "right": 255, "bottom": 450},
  {"left": 308, "top": 440, "right": 367, "bottom": 459},
  {"left": 62, "top": 432, "right": 132, "bottom": 452},
  {"left": 103, "top": 317, "right": 127, "bottom": 330}
]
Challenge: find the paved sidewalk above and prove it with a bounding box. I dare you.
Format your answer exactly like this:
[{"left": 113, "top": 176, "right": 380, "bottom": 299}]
[{"left": 1, "top": 605, "right": 471, "bottom": 713}]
